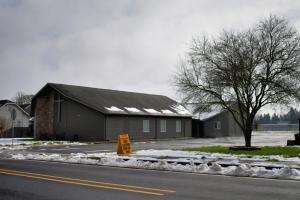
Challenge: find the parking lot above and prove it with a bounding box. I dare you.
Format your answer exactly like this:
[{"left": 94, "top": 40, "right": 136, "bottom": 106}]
[{"left": 22, "top": 131, "right": 296, "bottom": 154}]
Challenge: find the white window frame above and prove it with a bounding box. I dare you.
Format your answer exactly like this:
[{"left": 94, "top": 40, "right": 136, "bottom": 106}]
[
  {"left": 214, "top": 121, "right": 221, "bottom": 130},
  {"left": 176, "top": 120, "right": 181, "bottom": 133},
  {"left": 143, "top": 120, "right": 150, "bottom": 133},
  {"left": 160, "top": 120, "right": 167, "bottom": 133}
]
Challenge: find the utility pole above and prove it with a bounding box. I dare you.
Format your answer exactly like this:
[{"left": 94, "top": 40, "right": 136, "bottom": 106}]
[{"left": 11, "top": 109, "right": 16, "bottom": 147}]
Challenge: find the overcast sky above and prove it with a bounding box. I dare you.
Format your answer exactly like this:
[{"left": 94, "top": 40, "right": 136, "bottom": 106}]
[{"left": 1, "top": 0, "right": 300, "bottom": 103}]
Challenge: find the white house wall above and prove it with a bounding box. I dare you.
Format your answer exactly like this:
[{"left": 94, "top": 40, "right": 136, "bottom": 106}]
[{"left": 0, "top": 104, "right": 29, "bottom": 130}]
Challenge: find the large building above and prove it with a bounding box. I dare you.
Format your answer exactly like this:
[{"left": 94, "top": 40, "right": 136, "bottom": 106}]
[{"left": 31, "top": 83, "right": 192, "bottom": 141}]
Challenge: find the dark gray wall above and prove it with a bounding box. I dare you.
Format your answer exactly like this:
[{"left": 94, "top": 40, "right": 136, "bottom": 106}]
[
  {"left": 203, "top": 111, "right": 243, "bottom": 137},
  {"left": 156, "top": 118, "right": 182, "bottom": 139},
  {"left": 203, "top": 112, "right": 229, "bottom": 137},
  {"left": 106, "top": 116, "right": 192, "bottom": 141},
  {"left": 53, "top": 95, "right": 105, "bottom": 141},
  {"left": 184, "top": 118, "right": 192, "bottom": 137},
  {"left": 105, "top": 116, "right": 155, "bottom": 140},
  {"left": 228, "top": 113, "right": 243, "bottom": 136}
]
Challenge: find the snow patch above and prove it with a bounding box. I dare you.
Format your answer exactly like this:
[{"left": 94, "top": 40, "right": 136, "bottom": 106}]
[
  {"left": 0, "top": 139, "right": 86, "bottom": 149},
  {"left": 171, "top": 105, "right": 192, "bottom": 115},
  {"left": 1, "top": 146, "right": 26, "bottom": 151},
  {"left": 200, "top": 110, "right": 223, "bottom": 120},
  {"left": 210, "top": 163, "right": 223, "bottom": 172},
  {"left": 0, "top": 138, "right": 33, "bottom": 146},
  {"left": 161, "top": 109, "right": 174, "bottom": 114},
  {"left": 199, "top": 105, "right": 223, "bottom": 120},
  {"left": 12, "top": 153, "right": 300, "bottom": 180}
]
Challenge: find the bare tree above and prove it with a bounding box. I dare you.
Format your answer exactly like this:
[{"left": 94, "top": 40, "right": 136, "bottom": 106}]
[
  {"left": 175, "top": 15, "right": 300, "bottom": 147},
  {"left": 12, "top": 92, "right": 34, "bottom": 105}
]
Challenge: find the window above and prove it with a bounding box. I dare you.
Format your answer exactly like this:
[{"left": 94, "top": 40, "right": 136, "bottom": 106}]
[
  {"left": 176, "top": 120, "right": 181, "bottom": 133},
  {"left": 143, "top": 120, "right": 150, "bottom": 133},
  {"left": 160, "top": 120, "right": 167, "bottom": 132},
  {"left": 214, "top": 121, "right": 221, "bottom": 130}
]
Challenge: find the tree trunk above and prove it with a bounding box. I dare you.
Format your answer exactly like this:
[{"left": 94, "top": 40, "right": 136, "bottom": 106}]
[
  {"left": 243, "top": 125, "right": 253, "bottom": 147},
  {"left": 243, "top": 122, "right": 252, "bottom": 147},
  {"left": 245, "top": 133, "right": 251, "bottom": 147}
]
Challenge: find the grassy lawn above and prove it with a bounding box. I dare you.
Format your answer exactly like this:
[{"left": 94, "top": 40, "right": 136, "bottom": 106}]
[{"left": 181, "top": 146, "right": 300, "bottom": 157}]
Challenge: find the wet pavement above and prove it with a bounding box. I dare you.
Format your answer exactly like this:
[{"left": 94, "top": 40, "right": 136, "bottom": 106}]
[{"left": 22, "top": 131, "right": 296, "bottom": 154}]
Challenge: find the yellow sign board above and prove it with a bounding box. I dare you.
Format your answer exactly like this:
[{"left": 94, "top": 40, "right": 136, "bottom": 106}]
[{"left": 117, "top": 134, "right": 132, "bottom": 155}]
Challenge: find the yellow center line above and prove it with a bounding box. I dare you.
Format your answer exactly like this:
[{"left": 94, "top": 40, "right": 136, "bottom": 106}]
[
  {"left": 0, "top": 168, "right": 175, "bottom": 193},
  {"left": 0, "top": 170, "right": 164, "bottom": 196}
]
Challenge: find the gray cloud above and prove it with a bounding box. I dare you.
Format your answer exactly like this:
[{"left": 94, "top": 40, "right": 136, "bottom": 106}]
[{"left": 1, "top": 0, "right": 300, "bottom": 101}]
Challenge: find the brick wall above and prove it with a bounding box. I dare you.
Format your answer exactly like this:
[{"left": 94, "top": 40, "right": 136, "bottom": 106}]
[{"left": 35, "top": 92, "right": 54, "bottom": 139}]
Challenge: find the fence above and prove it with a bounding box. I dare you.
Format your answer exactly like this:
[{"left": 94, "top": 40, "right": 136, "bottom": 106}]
[
  {"left": 256, "top": 124, "right": 299, "bottom": 131},
  {"left": 0, "top": 127, "right": 32, "bottom": 138}
]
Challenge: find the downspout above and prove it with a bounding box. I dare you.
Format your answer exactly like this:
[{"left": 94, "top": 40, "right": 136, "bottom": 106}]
[
  {"left": 183, "top": 118, "right": 185, "bottom": 137},
  {"left": 33, "top": 110, "right": 37, "bottom": 139},
  {"left": 104, "top": 115, "right": 107, "bottom": 141},
  {"left": 155, "top": 118, "right": 157, "bottom": 139},
  {"left": 298, "top": 118, "right": 300, "bottom": 133}
]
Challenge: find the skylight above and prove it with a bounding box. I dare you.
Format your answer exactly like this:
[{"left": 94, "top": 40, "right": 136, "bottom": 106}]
[
  {"left": 143, "top": 108, "right": 161, "bottom": 114},
  {"left": 124, "top": 107, "right": 141, "bottom": 112},
  {"left": 105, "top": 106, "right": 124, "bottom": 112},
  {"left": 161, "top": 109, "right": 174, "bottom": 114}
]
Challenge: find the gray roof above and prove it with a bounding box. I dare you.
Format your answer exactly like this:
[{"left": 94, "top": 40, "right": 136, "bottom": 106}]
[
  {"left": 198, "top": 105, "right": 225, "bottom": 121},
  {"left": 0, "top": 100, "right": 29, "bottom": 116},
  {"left": 0, "top": 100, "right": 13, "bottom": 108},
  {"left": 34, "top": 83, "right": 192, "bottom": 117},
  {"left": 20, "top": 104, "right": 31, "bottom": 114}
]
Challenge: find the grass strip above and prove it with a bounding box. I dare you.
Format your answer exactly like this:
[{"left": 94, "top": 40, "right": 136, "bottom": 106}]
[{"left": 181, "top": 146, "right": 300, "bottom": 157}]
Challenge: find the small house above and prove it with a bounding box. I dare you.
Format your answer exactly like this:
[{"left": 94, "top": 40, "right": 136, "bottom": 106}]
[{"left": 0, "top": 100, "right": 30, "bottom": 137}]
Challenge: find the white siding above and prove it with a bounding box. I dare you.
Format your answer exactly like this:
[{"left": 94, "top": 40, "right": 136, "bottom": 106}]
[{"left": 0, "top": 104, "right": 29, "bottom": 130}]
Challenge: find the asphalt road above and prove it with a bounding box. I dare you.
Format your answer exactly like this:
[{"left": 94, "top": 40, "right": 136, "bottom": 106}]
[{"left": 0, "top": 159, "right": 299, "bottom": 200}]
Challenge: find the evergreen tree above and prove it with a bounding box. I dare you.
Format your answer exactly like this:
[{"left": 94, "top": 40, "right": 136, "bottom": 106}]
[
  {"left": 289, "top": 108, "right": 299, "bottom": 123},
  {"left": 272, "top": 114, "right": 279, "bottom": 124},
  {"left": 256, "top": 108, "right": 300, "bottom": 124}
]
